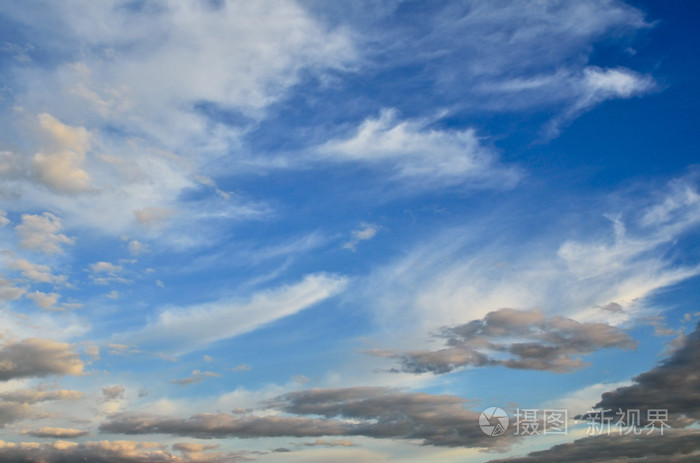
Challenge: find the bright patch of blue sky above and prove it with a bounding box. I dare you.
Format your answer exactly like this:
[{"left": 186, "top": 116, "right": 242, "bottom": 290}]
[{"left": 0, "top": 1, "right": 699, "bottom": 461}]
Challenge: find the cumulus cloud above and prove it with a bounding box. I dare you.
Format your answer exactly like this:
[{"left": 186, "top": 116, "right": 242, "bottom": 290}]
[
  {"left": 10, "top": 259, "right": 66, "bottom": 284},
  {"left": 90, "top": 262, "right": 122, "bottom": 274},
  {"left": 370, "top": 308, "right": 636, "bottom": 374},
  {"left": 15, "top": 213, "right": 73, "bottom": 254},
  {"left": 127, "top": 240, "right": 149, "bottom": 256},
  {"left": 0, "top": 338, "right": 84, "bottom": 381},
  {"left": 31, "top": 113, "right": 94, "bottom": 193},
  {"left": 102, "top": 387, "right": 506, "bottom": 449},
  {"left": 89, "top": 261, "right": 130, "bottom": 285},
  {"left": 25, "top": 290, "right": 61, "bottom": 309},
  {"left": 319, "top": 109, "right": 520, "bottom": 187},
  {"left": 0, "top": 277, "right": 26, "bottom": 301},
  {"left": 119, "top": 273, "right": 347, "bottom": 355}
]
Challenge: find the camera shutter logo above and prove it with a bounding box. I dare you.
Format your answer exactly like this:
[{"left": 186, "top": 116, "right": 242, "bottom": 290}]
[{"left": 480, "top": 407, "right": 509, "bottom": 436}]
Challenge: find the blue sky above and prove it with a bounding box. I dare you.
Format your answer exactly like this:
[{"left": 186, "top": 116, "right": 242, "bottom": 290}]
[{"left": 0, "top": 1, "right": 699, "bottom": 461}]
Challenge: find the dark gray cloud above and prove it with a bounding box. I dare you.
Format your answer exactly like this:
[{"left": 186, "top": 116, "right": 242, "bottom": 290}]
[
  {"left": 0, "top": 338, "right": 84, "bottom": 381},
  {"left": 24, "top": 427, "right": 89, "bottom": 438},
  {"left": 0, "top": 402, "right": 31, "bottom": 427},
  {"left": 102, "top": 387, "right": 508, "bottom": 448},
  {"left": 300, "top": 438, "right": 354, "bottom": 447},
  {"left": 593, "top": 322, "right": 700, "bottom": 422},
  {"left": 102, "top": 385, "right": 126, "bottom": 401},
  {"left": 0, "top": 440, "right": 238, "bottom": 463},
  {"left": 0, "top": 388, "right": 83, "bottom": 404},
  {"left": 100, "top": 412, "right": 349, "bottom": 439},
  {"left": 486, "top": 430, "right": 700, "bottom": 463},
  {"left": 276, "top": 387, "right": 499, "bottom": 447},
  {"left": 371, "top": 309, "right": 636, "bottom": 374}
]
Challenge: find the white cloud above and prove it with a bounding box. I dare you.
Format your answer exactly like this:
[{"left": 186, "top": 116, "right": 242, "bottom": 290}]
[
  {"left": 354, "top": 175, "right": 700, "bottom": 351},
  {"left": 15, "top": 213, "right": 73, "bottom": 254},
  {"left": 0, "top": 0, "right": 356, "bottom": 240},
  {"left": 119, "top": 273, "right": 348, "bottom": 355},
  {"left": 546, "top": 66, "right": 656, "bottom": 136},
  {"left": 319, "top": 109, "right": 521, "bottom": 187},
  {"left": 0, "top": 210, "right": 9, "bottom": 227},
  {"left": 0, "top": 277, "right": 26, "bottom": 301},
  {"left": 25, "top": 290, "right": 60, "bottom": 309},
  {"left": 31, "top": 113, "right": 93, "bottom": 193},
  {"left": 10, "top": 259, "right": 66, "bottom": 284},
  {"left": 90, "top": 261, "right": 122, "bottom": 274},
  {"left": 343, "top": 222, "right": 380, "bottom": 251},
  {"left": 88, "top": 261, "right": 130, "bottom": 285},
  {"left": 127, "top": 240, "right": 149, "bottom": 256}
]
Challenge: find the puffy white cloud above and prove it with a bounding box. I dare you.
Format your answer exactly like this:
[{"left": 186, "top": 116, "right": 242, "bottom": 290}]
[
  {"left": 15, "top": 213, "right": 73, "bottom": 254},
  {"left": 10, "top": 259, "right": 66, "bottom": 284},
  {"left": 89, "top": 261, "right": 130, "bottom": 285},
  {"left": 127, "top": 240, "right": 149, "bottom": 256},
  {"left": 25, "top": 290, "right": 60, "bottom": 309},
  {"left": 0, "top": 277, "right": 26, "bottom": 301},
  {"left": 90, "top": 262, "right": 122, "bottom": 274},
  {"left": 31, "top": 113, "right": 93, "bottom": 193}
]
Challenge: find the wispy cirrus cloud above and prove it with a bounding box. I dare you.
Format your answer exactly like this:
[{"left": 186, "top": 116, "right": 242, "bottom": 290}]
[
  {"left": 118, "top": 273, "right": 348, "bottom": 355},
  {"left": 318, "top": 109, "right": 521, "bottom": 188}
]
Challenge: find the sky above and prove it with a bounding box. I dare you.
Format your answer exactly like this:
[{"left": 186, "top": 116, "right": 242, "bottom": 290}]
[{"left": 0, "top": 0, "right": 699, "bottom": 461}]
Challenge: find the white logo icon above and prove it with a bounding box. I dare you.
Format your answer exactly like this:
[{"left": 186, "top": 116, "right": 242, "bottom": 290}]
[{"left": 480, "top": 407, "right": 509, "bottom": 436}]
